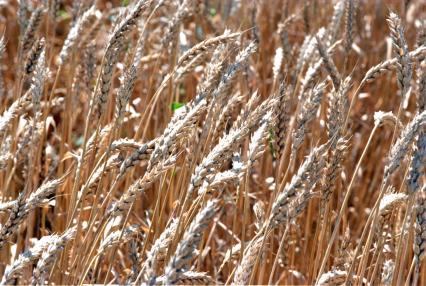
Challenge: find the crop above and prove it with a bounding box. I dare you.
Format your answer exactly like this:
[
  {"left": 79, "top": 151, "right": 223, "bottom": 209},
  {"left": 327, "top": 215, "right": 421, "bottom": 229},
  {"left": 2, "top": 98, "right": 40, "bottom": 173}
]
[{"left": 0, "top": 0, "right": 426, "bottom": 285}]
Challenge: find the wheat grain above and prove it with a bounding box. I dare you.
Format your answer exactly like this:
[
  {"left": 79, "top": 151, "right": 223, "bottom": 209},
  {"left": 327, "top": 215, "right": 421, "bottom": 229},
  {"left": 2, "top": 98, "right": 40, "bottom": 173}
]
[
  {"left": 315, "top": 36, "right": 340, "bottom": 89},
  {"left": 292, "top": 82, "right": 326, "bottom": 155},
  {"left": 270, "top": 143, "right": 327, "bottom": 228},
  {"left": 154, "top": 271, "right": 216, "bottom": 285},
  {"left": 21, "top": 7, "right": 45, "bottom": 56},
  {"left": 385, "top": 110, "right": 426, "bottom": 179},
  {"left": 163, "top": 200, "right": 217, "bottom": 285},
  {"left": 0, "top": 178, "right": 65, "bottom": 249},
  {"left": 387, "top": 11, "right": 412, "bottom": 98},
  {"left": 98, "top": 224, "right": 139, "bottom": 255},
  {"left": 59, "top": 6, "right": 100, "bottom": 65},
  {"left": 141, "top": 219, "right": 179, "bottom": 284},
  {"left": 31, "top": 227, "right": 77, "bottom": 285},
  {"left": 1, "top": 235, "right": 53, "bottom": 285},
  {"left": 344, "top": 0, "right": 355, "bottom": 53},
  {"left": 233, "top": 235, "right": 263, "bottom": 285}
]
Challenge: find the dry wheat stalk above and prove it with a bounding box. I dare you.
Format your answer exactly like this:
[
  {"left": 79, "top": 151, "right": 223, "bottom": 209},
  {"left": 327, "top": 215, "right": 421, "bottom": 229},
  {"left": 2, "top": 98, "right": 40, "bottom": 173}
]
[
  {"left": 233, "top": 235, "right": 263, "bottom": 285},
  {"left": 213, "top": 42, "right": 257, "bottom": 102},
  {"left": 197, "top": 154, "right": 245, "bottom": 197},
  {"left": 110, "top": 155, "right": 177, "bottom": 215},
  {"left": 175, "top": 53, "right": 208, "bottom": 84},
  {"left": 344, "top": 0, "right": 355, "bottom": 54},
  {"left": 0, "top": 133, "right": 11, "bottom": 154},
  {"left": 98, "top": 224, "right": 139, "bottom": 255},
  {"left": 21, "top": 6, "right": 45, "bottom": 56},
  {"left": 384, "top": 110, "right": 426, "bottom": 179},
  {"left": 43, "top": 143, "right": 59, "bottom": 180},
  {"left": 148, "top": 100, "right": 207, "bottom": 171},
  {"left": 317, "top": 269, "right": 369, "bottom": 285},
  {"left": 126, "top": 239, "right": 142, "bottom": 283},
  {"left": 26, "top": 177, "right": 65, "bottom": 207},
  {"left": 417, "top": 21, "right": 426, "bottom": 50},
  {"left": 277, "top": 13, "right": 297, "bottom": 58},
  {"left": 387, "top": 11, "right": 412, "bottom": 98},
  {"left": 0, "top": 201, "right": 15, "bottom": 213},
  {"left": 74, "top": 41, "right": 97, "bottom": 95},
  {"left": 320, "top": 78, "right": 351, "bottom": 202},
  {"left": 117, "top": 139, "right": 156, "bottom": 180},
  {"left": 154, "top": 271, "right": 216, "bottom": 285},
  {"left": 414, "top": 189, "right": 426, "bottom": 275},
  {"left": 232, "top": 91, "right": 260, "bottom": 132},
  {"left": 316, "top": 269, "right": 347, "bottom": 286},
  {"left": 163, "top": 200, "right": 217, "bottom": 285},
  {"left": 299, "top": 40, "right": 341, "bottom": 102},
  {"left": 97, "top": 0, "right": 152, "bottom": 116},
  {"left": 321, "top": 137, "right": 349, "bottom": 203},
  {"left": 15, "top": 119, "right": 40, "bottom": 168},
  {"left": 115, "top": 33, "right": 146, "bottom": 125},
  {"left": 274, "top": 83, "right": 292, "bottom": 159},
  {"left": 194, "top": 41, "right": 230, "bottom": 106},
  {"left": 202, "top": 41, "right": 257, "bottom": 139},
  {"left": 407, "top": 133, "right": 426, "bottom": 193},
  {"left": 141, "top": 219, "right": 179, "bottom": 284},
  {"left": 315, "top": 36, "right": 340, "bottom": 89},
  {"left": 77, "top": 153, "right": 124, "bottom": 201},
  {"left": 417, "top": 57, "right": 426, "bottom": 112},
  {"left": 0, "top": 37, "right": 4, "bottom": 98},
  {"left": 163, "top": 0, "right": 195, "bottom": 47},
  {"left": 186, "top": 97, "right": 276, "bottom": 201},
  {"left": 292, "top": 82, "right": 326, "bottom": 155},
  {"left": 24, "top": 37, "right": 45, "bottom": 75},
  {"left": 29, "top": 47, "right": 46, "bottom": 118},
  {"left": 17, "top": 0, "right": 29, "bottom": 39},
  {"left": 0, "top": 177, "right": 65, "bottom": 249},
  {"left": 253, "top": 201, "right": 265, "bottom": 231},
  {"left": 362, "top": 46, "right": 426, "bottom": 84},
  {"left": 272, "top": 47, "right": 283, "bottom": 82},
  {"left": 270, "top": 143, "right": 328, "bottom": 228},
  {"left": 407, "top": 59, "right": 426, "bottom": 193},
  {"left": 0, "top": 93, "right": 31, "bottom": 138},
  {"left": 379, "top": 192, "right": 408, "bottom": 221},
  {"left": 177, "top": 32, "right": 240, "bottom": 68},
  {"left": 374, "top": 111, "right": 403, "bottom": 129},
  {"left": 211, "top": 92, "right": 243, "bottom": 145},
  {"left": 1, "top": 1, "right": 426, "bottom": 285},
  {"left": 327, "top": 0, "right": 345, "bottom": 44},
  {"left": 234, "top": 144, "right": 327, "bottom": 285},
  {"left": 83, "top": 124, "right": 113, "bottom": 160},
  {"left": 110, "top": 138, "right": 145, "bottom": 152},
  {"left": 59, "top": 6, "right": 100, "bottom": 65},
  {"left": 1, "top": 235, "right": 53, "bottom": 285},
  {"left": 248, "top": 111, "right": 273, "bottom": 166},
  {"left": 381, "top": 259, "right": 395, "bottom": 286},
  {"left": 31, "top": 227, "right": 77, "bottom": 286},
  {"left": 327, "top": 77, "right": 351, "bottom": 139},
  {"left": 295, "top": 35, "right": 314, "bottom": 78}
]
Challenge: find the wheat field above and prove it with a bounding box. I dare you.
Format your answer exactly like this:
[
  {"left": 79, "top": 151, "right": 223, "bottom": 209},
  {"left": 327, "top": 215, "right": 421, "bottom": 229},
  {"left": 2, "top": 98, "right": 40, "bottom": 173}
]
[{"left": 0, "top": 0, "right": 425, "bottom": 285}]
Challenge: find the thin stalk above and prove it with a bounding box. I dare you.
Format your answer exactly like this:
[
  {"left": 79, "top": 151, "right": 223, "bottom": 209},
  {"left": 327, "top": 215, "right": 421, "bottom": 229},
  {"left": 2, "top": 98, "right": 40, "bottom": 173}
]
[
  {"left": 317, "top": 123, "right": 379, "bottom": 280},
  {"left": 268, "top": 225, "right": 290, "bottom": 285},
  {"left": 241, "top": 168, "right": 250, "bottom": 257}
]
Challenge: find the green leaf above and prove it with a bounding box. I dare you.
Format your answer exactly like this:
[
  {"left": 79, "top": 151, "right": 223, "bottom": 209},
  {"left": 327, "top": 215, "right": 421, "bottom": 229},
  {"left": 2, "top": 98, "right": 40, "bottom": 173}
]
[
  {"left": 58, "top": 9, "right": 70, "bottom": 19},
  {"left": 209, "top": 7, "right": 217, "bottom": 17},
  {"left": 268, "top": 129, "right": 276, "bottom": 158},
  {"left": 74, "top": 135, "right": 84, "bottom": 147},
  {"left": 171, "top": 102, "right": 185, "bottom": 111},
  {"left": 122, "top": 0, "right": 130, "bottom": 6},
  {"left": 268, "top": 128, "right": 276, "bottom": 139}
]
